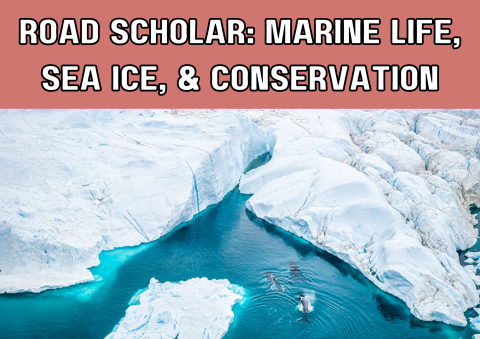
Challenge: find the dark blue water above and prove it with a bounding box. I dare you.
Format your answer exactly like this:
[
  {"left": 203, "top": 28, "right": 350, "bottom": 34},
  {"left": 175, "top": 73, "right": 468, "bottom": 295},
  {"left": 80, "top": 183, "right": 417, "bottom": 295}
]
[{"left": 0, "top": 156, "right": 478, "bottom": 339}]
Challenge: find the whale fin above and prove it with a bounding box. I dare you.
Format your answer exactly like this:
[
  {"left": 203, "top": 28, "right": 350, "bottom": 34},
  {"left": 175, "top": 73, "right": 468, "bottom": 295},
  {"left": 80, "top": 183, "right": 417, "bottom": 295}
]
[{"left": 297, "top": 317, "right": 311, "bottom": 323}]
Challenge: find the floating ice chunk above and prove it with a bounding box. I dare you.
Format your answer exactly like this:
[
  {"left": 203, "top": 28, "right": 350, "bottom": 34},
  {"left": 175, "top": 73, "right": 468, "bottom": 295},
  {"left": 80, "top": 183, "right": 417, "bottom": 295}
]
[
  {"left": 106, "top": 277, "right": 243, "bottom": 339},
  {"left": 467, "top": 252, "right": 480, "bottom": 260}
]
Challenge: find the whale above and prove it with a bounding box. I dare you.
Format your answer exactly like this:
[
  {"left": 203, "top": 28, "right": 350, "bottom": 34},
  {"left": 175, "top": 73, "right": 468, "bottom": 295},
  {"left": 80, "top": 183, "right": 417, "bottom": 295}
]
[
  {"left": 299, "top": 294, "right": 311, "bottom": 314},
  {"left": 266, "top": 271, "right": 281, "bottom": 290},
  {"left": 289, "top": 261, "right": 301, "bottom": 279},
  {"left": 297, "top": 294, "right": 312, "bottom": 323}
]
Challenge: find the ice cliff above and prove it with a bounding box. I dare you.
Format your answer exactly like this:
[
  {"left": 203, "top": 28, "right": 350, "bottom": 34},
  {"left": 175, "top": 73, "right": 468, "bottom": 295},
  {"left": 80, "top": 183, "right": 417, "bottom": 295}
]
[
  {"left": 106, "top": 277, "right": 242, "bottom": 339},
  {"left": 0, "top": 109, "right": 266, "bottom": 293},
  {"left": 240, "top": 109, "right": 480, "bottom": 326}
]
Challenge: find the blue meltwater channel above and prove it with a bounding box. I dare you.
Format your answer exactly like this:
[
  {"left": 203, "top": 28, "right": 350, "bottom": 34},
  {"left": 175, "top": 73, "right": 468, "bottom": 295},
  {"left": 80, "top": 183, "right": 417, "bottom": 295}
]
[{"left": 0, "top": 154, "right": 478, "bottom": 339}]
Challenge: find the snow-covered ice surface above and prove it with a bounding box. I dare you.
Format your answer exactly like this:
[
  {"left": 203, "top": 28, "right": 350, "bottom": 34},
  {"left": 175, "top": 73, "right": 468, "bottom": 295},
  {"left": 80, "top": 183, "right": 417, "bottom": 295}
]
[
  {"left": 0, "top": 109, "right": 266, "bottom": 293},
  {"left": 241, "top": 109, "right": 480, "bottom": 326},
  {"left": 105, "top": 277, "right": 243, "bottom": 339}
]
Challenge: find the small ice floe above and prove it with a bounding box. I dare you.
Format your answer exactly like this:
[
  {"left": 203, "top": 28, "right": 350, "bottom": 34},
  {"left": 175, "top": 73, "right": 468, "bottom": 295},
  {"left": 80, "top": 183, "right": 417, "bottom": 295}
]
[
  {"left": 467, "top": 252, "right": 480, "bottom": 260},
  {"left": 466, "top": 258, "right": 477, "bottom": 264},
  {"left": 106, "top": 277, "right": 243, "bottom": 339}
]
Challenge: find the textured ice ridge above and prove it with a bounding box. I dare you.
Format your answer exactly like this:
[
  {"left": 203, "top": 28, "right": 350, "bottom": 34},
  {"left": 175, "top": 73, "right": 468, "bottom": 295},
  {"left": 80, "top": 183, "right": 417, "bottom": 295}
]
[
  {"left": 0, "top": 109, "right": 267, "bottom": 293},
  {"left": 241, "top": 109, "right": 480, "bottom": 326},
  {"left": 106, "top": 277, "right": 243, "bottom": 339}
]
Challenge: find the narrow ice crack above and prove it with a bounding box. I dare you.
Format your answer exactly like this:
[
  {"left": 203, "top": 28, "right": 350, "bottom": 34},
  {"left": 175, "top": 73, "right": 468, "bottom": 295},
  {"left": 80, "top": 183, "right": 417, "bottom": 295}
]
[
  {"left": 184, "top": 160, "right": 200, "bottom": 213},
  {"left": 123, "top": 210, "right": 150, "bottom": 242}
]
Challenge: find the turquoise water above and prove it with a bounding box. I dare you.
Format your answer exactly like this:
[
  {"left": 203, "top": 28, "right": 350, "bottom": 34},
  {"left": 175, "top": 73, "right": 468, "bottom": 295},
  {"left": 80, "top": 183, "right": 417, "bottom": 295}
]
[{"left": 0, "top": 157, "right": 478, "bottom": 339}]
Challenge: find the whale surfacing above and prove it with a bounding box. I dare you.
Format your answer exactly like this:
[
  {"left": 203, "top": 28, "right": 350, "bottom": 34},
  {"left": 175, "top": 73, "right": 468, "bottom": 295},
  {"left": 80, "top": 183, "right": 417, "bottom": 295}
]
[
  {"left": 266, "top": 271, "right": 282, "bottom": 291},
  {"left": 289, "top": 261, "right": 301, "bottom": 280},
  {"left": 299, "top": 294, "right": 311, "bottom": 314}
]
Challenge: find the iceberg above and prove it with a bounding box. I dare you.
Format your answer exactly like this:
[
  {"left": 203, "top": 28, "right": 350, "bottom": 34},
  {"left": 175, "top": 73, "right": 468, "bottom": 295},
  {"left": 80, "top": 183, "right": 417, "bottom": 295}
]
[
  {"left": 0, "top": 109, "right": 266, "bottom": 293},
  {"left": 241, "top": 109, "right": 480, "bottom": 326},
  {"left": 105, "top": 277, "right": 243, "bottom": 339}
]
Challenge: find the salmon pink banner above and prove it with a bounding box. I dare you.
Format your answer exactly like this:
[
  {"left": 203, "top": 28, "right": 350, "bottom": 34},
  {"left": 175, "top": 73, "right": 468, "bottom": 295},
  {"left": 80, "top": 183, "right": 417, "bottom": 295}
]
[{"left": 0, "top": 0, "right": 479, "bottom": 108}]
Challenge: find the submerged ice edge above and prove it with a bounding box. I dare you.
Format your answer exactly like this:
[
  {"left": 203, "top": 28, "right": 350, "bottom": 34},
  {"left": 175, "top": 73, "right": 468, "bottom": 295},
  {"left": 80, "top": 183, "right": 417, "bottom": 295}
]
[
  {"left": 0, "top": 110, "right": 267, "bottom": 294},
  {"left": 241, "top": 109, "right": 480, "bottom": 327}
]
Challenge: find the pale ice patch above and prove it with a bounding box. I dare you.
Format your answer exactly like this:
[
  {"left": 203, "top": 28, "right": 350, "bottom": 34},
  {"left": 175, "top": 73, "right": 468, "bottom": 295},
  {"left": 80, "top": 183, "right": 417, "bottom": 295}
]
[{"left": 105, "top": 277, "right": 243, "bottom": 339}]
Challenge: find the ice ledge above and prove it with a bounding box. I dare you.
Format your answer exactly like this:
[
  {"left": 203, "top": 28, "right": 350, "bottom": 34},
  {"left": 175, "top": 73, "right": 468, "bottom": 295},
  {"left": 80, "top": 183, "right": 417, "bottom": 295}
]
[
  {"left": 241, "top": 109, "right": 480, "bottom": 327},
  {"left": 105, "top": 277, "right": 243, "bottom": 339},
  {"left": 0, "top": 110, "right": 267, "bottom": 294}
]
